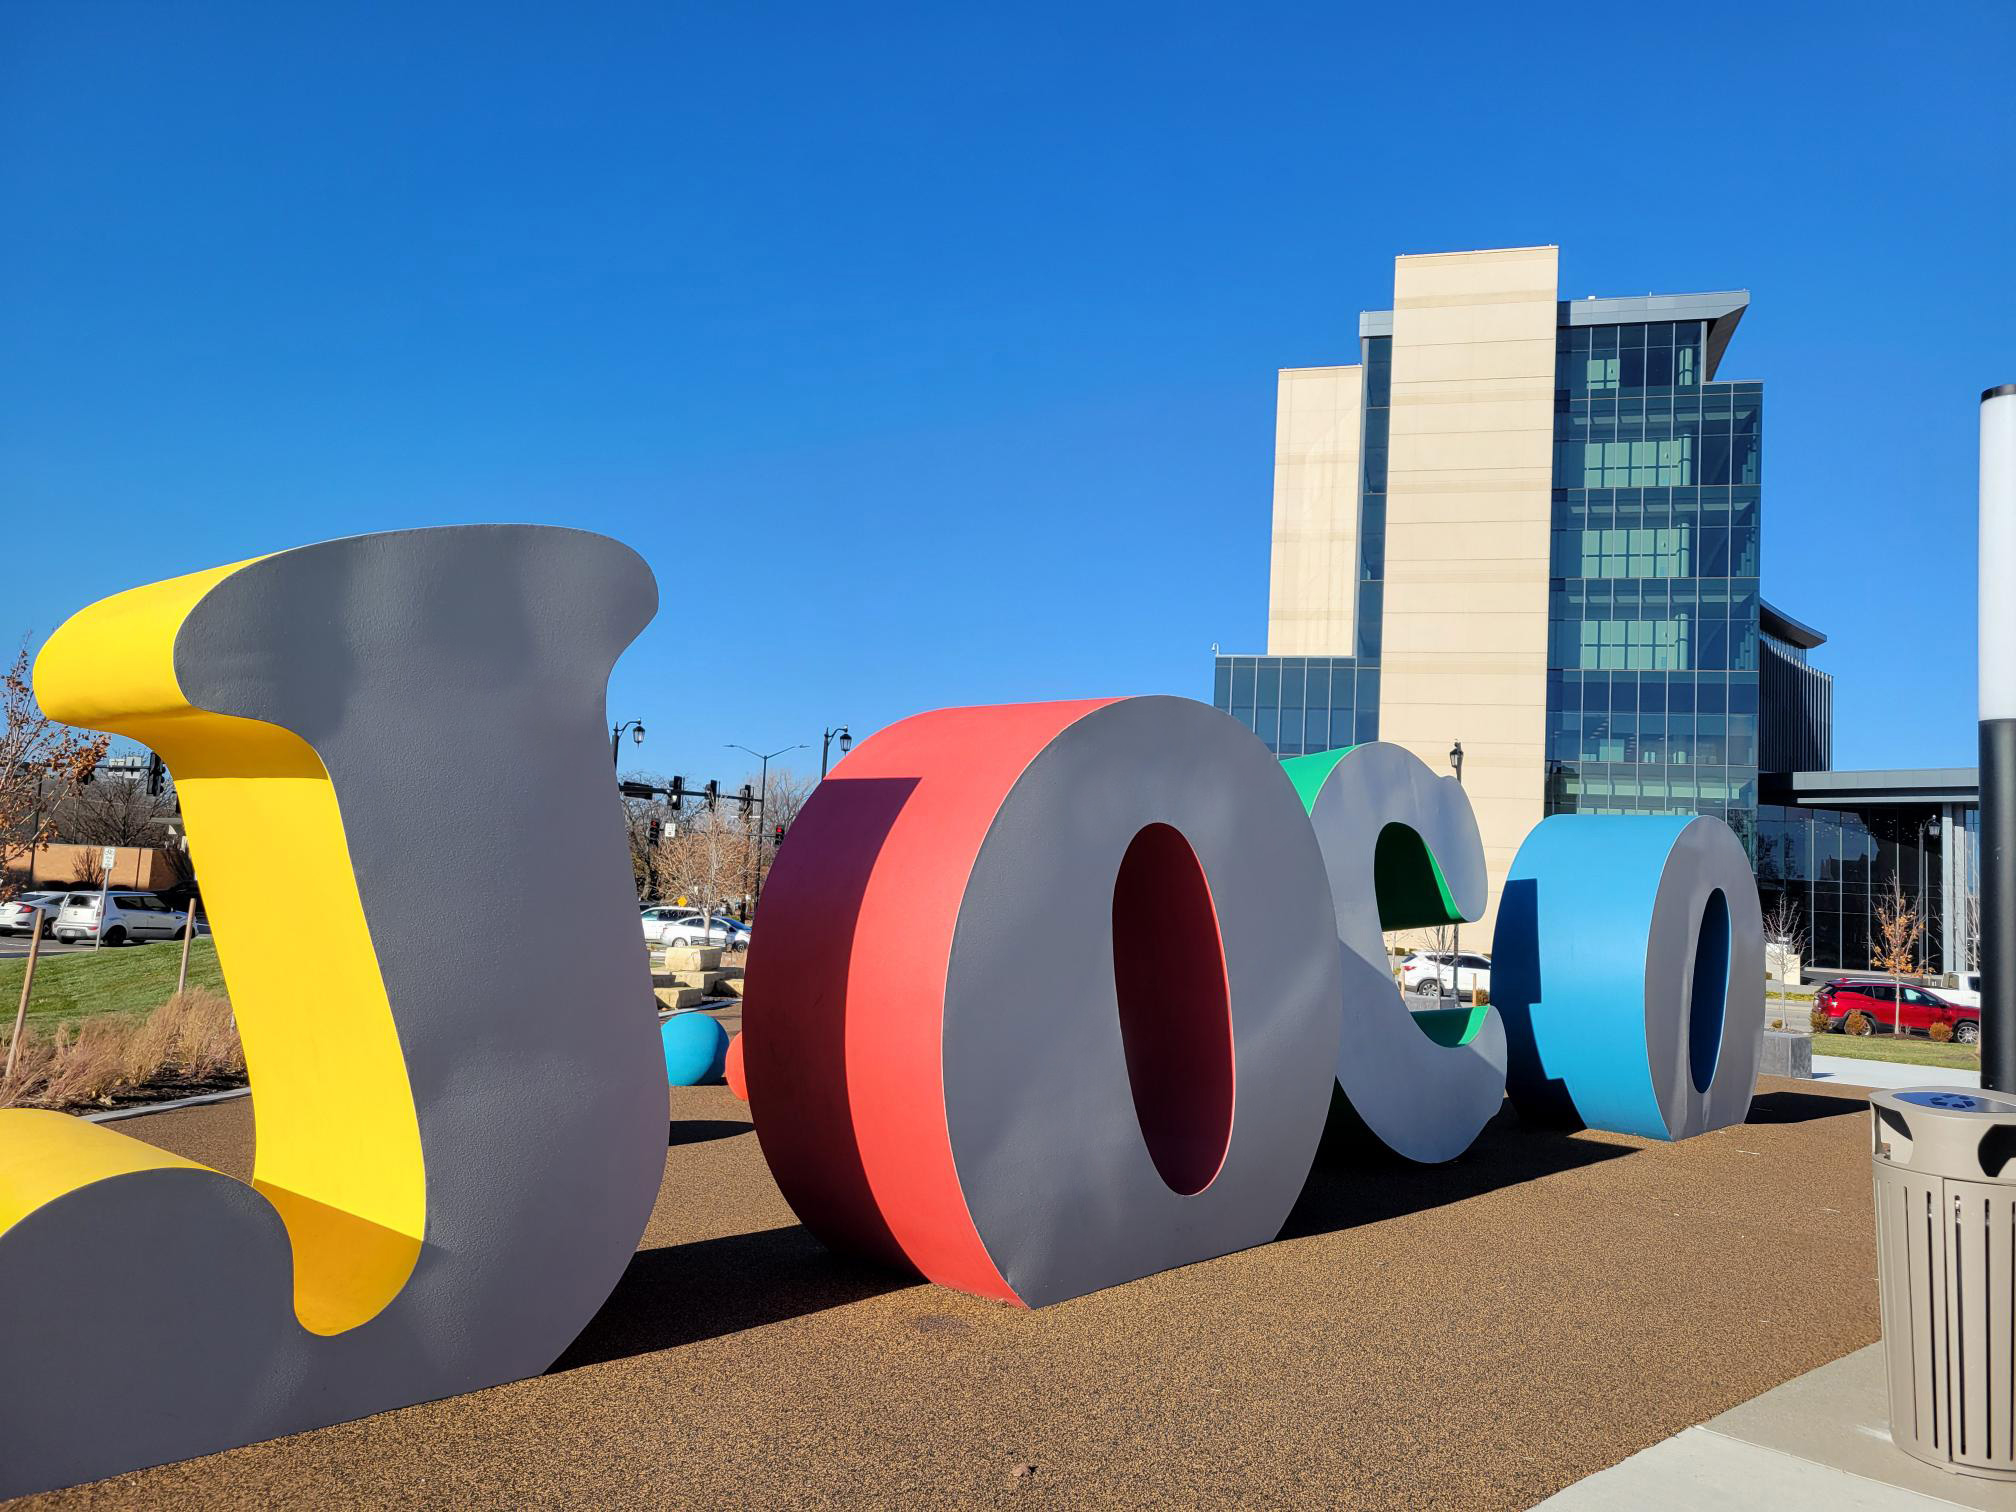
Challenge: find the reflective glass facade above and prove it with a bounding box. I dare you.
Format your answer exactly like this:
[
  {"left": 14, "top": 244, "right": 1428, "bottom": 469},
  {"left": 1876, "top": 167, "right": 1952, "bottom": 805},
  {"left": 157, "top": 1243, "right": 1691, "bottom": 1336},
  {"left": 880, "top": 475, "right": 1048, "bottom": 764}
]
[
  {"left": 1542, "top": 319, "right": 1763, "bottom": 858},
  {"left": 1756, "top": 804, "right": 1946, "bottom": 971},
  {"left": 1211, "top": 654, "right": 1378, "bottom": 756},
  {"left": 1213, "top": 335, "right": 1389, "bottom": 752}
]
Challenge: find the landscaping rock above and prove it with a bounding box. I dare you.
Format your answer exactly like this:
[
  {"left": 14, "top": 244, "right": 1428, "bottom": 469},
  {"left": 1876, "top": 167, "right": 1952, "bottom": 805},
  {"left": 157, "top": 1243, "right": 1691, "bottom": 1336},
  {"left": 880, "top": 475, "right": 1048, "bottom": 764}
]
[
  {"left": 659, "top": 946, "right": 723, "bottom": 972},
  {"left": 653, "top": 986, "right": 707, "bottom": 1012},
  {"left": 651, "top": 969, "right": 735, "bottom": 991}
]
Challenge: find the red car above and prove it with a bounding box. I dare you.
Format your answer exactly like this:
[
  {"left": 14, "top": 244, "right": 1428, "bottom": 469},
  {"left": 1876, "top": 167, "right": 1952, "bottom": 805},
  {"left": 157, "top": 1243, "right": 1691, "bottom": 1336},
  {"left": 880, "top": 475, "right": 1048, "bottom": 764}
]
[{"left": 1816, "top": 980, "right": 1979, "bottom": 1043}]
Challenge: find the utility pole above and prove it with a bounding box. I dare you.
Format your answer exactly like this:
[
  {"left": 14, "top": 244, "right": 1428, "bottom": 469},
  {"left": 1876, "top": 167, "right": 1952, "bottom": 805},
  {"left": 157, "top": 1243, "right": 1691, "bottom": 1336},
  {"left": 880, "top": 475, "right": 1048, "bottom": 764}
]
[{"left": 729, "top": 742, "right": 806, "bottom": 909}]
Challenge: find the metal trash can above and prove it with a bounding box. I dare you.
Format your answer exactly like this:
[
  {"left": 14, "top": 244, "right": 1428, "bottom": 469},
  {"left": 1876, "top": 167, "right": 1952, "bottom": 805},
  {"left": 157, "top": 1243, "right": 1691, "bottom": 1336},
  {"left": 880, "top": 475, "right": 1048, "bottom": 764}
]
[{"left": 1870, "top": 1087, "right": 2016, "bottom": 1481}]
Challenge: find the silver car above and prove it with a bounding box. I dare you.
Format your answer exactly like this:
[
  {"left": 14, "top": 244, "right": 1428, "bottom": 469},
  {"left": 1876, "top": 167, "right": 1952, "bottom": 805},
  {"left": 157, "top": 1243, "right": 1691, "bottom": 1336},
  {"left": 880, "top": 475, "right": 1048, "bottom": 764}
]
[{"left": 53, "top": 891, "right": 191, "bottom": 946}]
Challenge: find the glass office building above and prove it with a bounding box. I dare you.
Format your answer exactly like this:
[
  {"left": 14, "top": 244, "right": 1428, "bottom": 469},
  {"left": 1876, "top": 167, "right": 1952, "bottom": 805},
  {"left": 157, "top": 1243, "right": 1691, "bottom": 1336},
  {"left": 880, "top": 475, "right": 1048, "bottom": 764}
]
[
  {"left": 1541, "top": 320, "right": 1763, "bottom": 857},
  {"left": 1213, "top": 247, "right": 1978, "bottom": 972}
]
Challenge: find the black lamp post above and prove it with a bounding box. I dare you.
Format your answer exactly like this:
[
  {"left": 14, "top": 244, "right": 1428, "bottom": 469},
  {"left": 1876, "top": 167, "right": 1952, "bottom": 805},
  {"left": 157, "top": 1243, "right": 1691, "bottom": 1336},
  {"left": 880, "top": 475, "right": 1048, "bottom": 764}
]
[
  {"left": 822, "top": 725, "right": 854, "bottom": 779},
  {"left": 1447, "top": 741, "right": 1465, "bottom": 1005},
  {"left": 611, "top": 719, "right": 646, "bottom": 768}
]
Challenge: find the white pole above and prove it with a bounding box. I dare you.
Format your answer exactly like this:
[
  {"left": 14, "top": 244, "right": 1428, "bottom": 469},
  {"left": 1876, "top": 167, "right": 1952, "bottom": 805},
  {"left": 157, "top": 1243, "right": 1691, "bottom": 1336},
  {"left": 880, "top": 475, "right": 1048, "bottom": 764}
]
[
  {"left": 1979, "top": 384, "right": 2016, "bottom": 1090},
  {"left": 91, "top": 848, "right": 113, "bottom": 952}
]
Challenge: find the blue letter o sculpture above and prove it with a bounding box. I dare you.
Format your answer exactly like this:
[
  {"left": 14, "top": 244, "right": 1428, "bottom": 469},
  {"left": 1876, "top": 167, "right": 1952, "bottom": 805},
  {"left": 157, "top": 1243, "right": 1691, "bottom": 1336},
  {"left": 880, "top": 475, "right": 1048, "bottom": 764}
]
[
  {"left": 661, "top": 1012, "right": 730, "bottom": 1086},
  {"left": 1490, "top": 814, "right": 1762, "bottom": 1141}
]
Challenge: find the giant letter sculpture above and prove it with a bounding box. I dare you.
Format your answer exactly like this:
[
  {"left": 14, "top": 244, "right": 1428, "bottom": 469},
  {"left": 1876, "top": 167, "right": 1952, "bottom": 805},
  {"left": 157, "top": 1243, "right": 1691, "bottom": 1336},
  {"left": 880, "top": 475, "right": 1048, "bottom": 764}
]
[
  {"left": 0, "top": 527, "right": 665, "bottom": 1497},
  {"left": 1283, "top": 743, "right": 1507, "bottom": 1163},
  {"left": 743, "top": 696, "right": 1343, "bottom": 1307},
  {"left": 1490, "top": 814, "right": 1763, "bottom": 1140}
]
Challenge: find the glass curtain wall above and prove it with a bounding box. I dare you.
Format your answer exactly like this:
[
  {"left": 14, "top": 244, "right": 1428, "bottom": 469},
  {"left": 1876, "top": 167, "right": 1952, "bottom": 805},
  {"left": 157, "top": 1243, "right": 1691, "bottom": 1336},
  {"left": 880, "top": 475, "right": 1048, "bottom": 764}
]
[
  {"left": 1757, "top": 803, "right": 1948, "bottom": 972},
  {"left": 1543, "top": 318, "right": 1763, "bottom": 857}
]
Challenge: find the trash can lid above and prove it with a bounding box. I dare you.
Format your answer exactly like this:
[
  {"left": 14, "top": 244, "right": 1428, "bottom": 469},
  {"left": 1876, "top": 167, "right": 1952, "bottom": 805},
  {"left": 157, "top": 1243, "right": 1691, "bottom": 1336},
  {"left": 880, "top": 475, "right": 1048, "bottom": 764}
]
[{"left": 1893, "top": 1089, "right": 2016, "bottom": 1114}]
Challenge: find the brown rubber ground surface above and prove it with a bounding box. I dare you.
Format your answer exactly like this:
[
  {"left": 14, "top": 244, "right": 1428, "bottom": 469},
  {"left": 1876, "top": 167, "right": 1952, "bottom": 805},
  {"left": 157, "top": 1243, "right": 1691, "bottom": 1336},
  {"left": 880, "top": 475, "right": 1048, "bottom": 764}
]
[{"left": 31, "top": 1075, "right": 1880, "bottom": 1510}]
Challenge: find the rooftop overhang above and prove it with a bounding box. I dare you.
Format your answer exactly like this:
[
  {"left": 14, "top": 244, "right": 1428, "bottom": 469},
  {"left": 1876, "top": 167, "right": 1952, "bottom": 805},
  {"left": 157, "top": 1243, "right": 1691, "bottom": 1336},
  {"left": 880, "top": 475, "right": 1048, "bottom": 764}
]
[
  {"left": 1760, "top": 599, "right": 1827, "bottom": 650},
  {"left": 1560, "top": 291, "right": 1750, "bottom": 380},
  {"left": 1773, "top": 768, "right": 1980, "bottom": 807},
  {"left": 1360, "top": 288, "right": 1751, "bottom": 378}
]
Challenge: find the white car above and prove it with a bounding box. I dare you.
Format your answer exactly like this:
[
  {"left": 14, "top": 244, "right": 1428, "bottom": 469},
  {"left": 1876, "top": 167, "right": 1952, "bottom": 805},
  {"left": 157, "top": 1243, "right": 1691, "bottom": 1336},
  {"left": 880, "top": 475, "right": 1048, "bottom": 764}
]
[
  {"left": 52, "top": 891, "right": 191, "bottom": 946},
  {"left": 0, "top": 892, "right": 67, "bottom": 938},
  {"left": 1944, "top": 972, "right": 1982, "bottom": 1010},
  {"left": 640, "top": 908, "right": 751, "bottom": 949},
  {"left": 1399, "top": 950, "right": 1491, "bottom": 999}
]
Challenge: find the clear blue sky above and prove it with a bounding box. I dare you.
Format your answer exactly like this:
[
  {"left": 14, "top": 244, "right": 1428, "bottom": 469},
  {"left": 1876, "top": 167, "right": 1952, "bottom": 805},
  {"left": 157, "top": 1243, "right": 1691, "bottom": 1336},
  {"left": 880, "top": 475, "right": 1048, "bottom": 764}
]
[{"left": 4, "top": 2, "right": 2011, "bottom": 783}]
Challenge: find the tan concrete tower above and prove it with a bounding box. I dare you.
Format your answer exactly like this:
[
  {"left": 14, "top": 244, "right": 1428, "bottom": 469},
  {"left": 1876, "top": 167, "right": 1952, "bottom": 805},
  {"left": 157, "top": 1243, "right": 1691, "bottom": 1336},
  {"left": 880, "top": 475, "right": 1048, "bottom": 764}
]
[
  {"left": 1266, "top": 364, "right": 1364, "bottom": 655},
  {"left": 1375, "top": 246, "right": 1559, "bottom": 935}
]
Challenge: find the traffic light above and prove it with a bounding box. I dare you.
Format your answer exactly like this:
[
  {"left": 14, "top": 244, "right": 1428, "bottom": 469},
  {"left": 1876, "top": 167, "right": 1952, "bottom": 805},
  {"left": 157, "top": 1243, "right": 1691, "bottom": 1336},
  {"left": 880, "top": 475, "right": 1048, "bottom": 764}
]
[
  {"left": 146, "top": 754, "right": 165, "bottom": 797},
  {"left": 668, "top": 775, "right": 685, "bottom": 812},
  {"left": 647, "top": 817, "right": 663, "bottom": 847},
  {"left": 773, "top": 822, "right": 786, "bottom": 848},
  {"left": 738, "top": 783, "right": 754, "bottom": 818},
  {"left": 618, "top": 780, "right": 655, "bottom": 800},
  {"left": 704, "top": 780, "right": 719, "bottom": 812}
]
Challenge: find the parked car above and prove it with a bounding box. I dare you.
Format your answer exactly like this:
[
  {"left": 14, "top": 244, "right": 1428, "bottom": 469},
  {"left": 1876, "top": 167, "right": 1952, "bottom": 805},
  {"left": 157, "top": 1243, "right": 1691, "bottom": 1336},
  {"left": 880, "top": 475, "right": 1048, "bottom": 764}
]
[
  {"left": 1399, "top": 950, "right": 1491, "bottom": 998},
  {"left": 639, "top": 908, "right": 751, "bottom": 949},
  {"left": 52, "top": 891, "right": 191, "bottom": 946},
  {"left": 1942, "top": 971, "right": 1982, "bottom": 1010},
  {"left": 0, "top": 892, "right": 67, "bottom": 938},
  {"left": 1815, "top": 979, "right": 1979, "bottom": 1043}
]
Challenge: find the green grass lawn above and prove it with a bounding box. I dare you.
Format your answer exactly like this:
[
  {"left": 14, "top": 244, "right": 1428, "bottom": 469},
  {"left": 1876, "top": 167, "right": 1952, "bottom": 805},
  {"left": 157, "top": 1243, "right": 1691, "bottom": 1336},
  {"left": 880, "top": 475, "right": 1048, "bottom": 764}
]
[
  {"left": 0, "top": 939, "right": 226, "bottom": 1033},
  {"left": 1807, "top": 1031, "right": 1980, "bottom": 1072}
]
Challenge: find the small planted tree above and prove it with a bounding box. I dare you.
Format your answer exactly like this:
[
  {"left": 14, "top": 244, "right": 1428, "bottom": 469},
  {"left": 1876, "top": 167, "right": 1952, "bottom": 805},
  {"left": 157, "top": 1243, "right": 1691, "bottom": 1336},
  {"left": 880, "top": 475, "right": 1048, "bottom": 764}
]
[
  {"left": 1761, "top": 892, "right": 1807, "bottom": 995},
  {"left": 1869, "top": 876, "right": 1928, "bottom": 1037}
]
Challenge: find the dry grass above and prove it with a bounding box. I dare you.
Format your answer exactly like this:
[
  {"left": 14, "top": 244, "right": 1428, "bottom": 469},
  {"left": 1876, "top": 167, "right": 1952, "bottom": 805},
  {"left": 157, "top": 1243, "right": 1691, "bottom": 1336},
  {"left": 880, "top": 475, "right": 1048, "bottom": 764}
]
[{"left": 0, "top": 987, "right": 243, "bottom": 1111}]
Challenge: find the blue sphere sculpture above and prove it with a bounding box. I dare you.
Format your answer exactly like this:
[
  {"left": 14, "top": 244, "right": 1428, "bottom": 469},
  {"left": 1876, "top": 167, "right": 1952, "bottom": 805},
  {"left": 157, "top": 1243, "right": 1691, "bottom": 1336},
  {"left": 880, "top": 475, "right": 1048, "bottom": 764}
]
[{"left": 661, "top": 1012, "right": 730, "bottom": 1086}]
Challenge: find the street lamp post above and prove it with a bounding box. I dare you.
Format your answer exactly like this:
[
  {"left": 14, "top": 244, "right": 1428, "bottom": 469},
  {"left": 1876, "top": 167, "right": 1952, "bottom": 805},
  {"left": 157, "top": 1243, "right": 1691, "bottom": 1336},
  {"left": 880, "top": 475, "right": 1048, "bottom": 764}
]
[
  {"left": 1979, "top": 383, "right": 2016, "bottom": 1091},
  {"left": 1448, "top": 741, "right": 1465, "bottom": 1008},
  {"left": 611, "top": 719, "right": 646, "bottom": 768},
  {"left": 729, "top": 742, "right": 808, "bottom": 913},
  {"left": 821, "top": 724, "right": 853, "bottom": 779}
]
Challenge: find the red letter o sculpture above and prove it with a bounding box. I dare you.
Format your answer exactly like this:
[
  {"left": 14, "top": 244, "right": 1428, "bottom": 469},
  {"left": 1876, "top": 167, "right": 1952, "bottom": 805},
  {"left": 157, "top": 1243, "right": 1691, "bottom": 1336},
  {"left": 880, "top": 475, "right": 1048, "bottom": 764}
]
[{"left": 743, "top": 696, "right": 1342, "bottom": 1307}]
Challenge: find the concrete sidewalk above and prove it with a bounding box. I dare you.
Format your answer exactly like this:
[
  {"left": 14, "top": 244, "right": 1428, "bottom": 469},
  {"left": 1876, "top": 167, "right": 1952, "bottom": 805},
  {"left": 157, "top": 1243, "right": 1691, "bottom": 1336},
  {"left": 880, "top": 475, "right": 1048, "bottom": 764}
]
[
  {"left": 1532, "top": 1345, "right": 2008, "bottom": 1509},
  {"left": 1808, "top": 1055, "right": 1980, "bottom": 1091}
]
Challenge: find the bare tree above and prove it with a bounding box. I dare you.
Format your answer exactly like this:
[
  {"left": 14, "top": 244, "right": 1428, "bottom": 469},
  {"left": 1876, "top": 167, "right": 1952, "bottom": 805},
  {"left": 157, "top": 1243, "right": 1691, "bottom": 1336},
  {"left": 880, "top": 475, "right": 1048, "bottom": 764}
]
[
  {"left": 616, "top": 763, "right": 815, "bottom": 915},
  {"left": 653, "top": 807, "right": 742, "bottom": 935},
  {"left": 1761, "top": 892, "right": 1807, "bottom": 984},
  {"left": 1966, "top": 888, "right": 1981, "bottom": 973},
  {"left": 51, "top": 776, "right": 176, "bottom": 849},
  {"left": 0, "top": 642, "right": 108, "bottom": 902},
  {"left": 1870, "top": 876, "right": 1929, "bottom": 1036}
]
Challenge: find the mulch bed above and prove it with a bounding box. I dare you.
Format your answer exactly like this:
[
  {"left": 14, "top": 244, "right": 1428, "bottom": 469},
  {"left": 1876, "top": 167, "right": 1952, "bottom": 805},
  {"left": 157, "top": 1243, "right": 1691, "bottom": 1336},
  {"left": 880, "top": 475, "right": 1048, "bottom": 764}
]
[{"left": 33, "top": 1076, "right": 1880, "bottom": 1509}]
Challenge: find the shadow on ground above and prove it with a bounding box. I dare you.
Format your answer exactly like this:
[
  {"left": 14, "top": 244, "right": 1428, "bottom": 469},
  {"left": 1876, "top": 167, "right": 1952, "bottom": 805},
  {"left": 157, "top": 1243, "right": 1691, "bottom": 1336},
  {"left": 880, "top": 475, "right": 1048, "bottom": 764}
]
[
  {"left": 1745, "top": 1087, "right": 1867, "bottom": 1125},
  {"left": 1280, "top": 1103, "right": 1632, "bottom": 1241},
  {"left": 667, "top": 1119, "right": 752, "bottom": 1148},
  {"left": 550, "top": 1224, "right": 917, "bottom": 1372}
]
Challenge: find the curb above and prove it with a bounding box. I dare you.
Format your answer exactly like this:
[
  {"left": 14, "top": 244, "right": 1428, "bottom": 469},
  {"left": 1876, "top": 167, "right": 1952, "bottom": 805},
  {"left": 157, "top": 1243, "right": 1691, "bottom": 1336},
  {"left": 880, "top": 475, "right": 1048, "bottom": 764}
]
[{"left": 83, "top": 1086, "right": 252, "bottom": 1124}]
